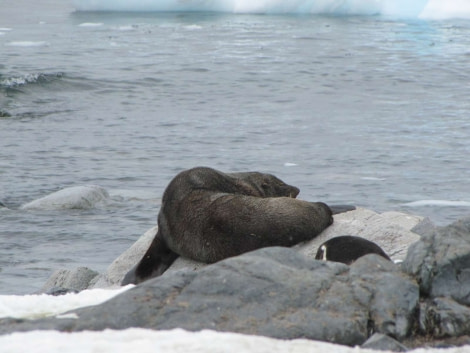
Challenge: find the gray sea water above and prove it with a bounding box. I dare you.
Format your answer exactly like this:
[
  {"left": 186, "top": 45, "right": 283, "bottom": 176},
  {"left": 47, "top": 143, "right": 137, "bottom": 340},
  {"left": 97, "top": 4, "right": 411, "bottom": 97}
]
[{"left": 1, "top": 0, "right": 470, "bottom": 294}]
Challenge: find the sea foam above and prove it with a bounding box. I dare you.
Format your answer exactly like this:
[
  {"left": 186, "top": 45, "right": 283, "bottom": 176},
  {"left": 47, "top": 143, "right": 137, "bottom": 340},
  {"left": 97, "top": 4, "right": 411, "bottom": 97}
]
[
  {"left": 0, "top": 73, "right": 43, "bottom": 88},
  {"left": 71, "top": 0, "right": 470, "bottom": 19},
  {"left": 403, "top": 200, "right": 470, "bottom": 207}
]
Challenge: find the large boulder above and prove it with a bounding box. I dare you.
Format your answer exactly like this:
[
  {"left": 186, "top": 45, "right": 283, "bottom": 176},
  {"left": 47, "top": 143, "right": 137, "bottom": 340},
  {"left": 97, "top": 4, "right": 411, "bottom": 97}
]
[
  {"left": 38, "top": 208, "right": 425, "bottom": 293},
  {"left": 37, "top": 267, "right": 99, "bottom": 295},
  {"left": 402, "top": 215, "right": 470, "bottom": 304},
  {"left": 296, "top": 208, "right": 423, "bottom": 262},
  {"left": 403, "top": 215, "right": 470, "bottom": 339},
  {"left": 92, "top": 226, "right": 157, "bottom": 288},
  {"left": 0, "top": 247, "right": 419, "bottom": 346}
]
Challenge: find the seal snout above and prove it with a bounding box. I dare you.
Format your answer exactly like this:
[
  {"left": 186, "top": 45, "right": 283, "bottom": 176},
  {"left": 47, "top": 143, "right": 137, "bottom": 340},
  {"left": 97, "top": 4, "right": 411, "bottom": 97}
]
[{"left": 289, "top": 186, "right": 300, "bottom": 198}]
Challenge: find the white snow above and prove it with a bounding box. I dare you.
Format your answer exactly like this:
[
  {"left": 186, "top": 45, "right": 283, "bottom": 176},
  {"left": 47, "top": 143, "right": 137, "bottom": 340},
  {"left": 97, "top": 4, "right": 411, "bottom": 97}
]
[{"left": 0, "top": 286, "right": 133, "bottom": 320}]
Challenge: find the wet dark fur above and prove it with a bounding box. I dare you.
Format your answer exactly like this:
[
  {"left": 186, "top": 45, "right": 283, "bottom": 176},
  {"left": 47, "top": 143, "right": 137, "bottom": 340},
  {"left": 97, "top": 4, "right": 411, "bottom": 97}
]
[
  {"left": 122, "top": 167, "right": 333, "bottom": 285},
  {"left": 315, "top": 235, "right": 391, "bottom": 265}
]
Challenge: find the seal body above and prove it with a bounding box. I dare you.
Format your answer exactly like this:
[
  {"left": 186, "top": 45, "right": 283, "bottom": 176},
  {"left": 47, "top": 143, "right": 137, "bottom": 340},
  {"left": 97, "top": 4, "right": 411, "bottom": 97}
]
[
  {"left": 315, "top": 235, "right": 391, "bottom": 265},
  {"left": 122, "top": 167, "right": 333, "bottom": 284}
]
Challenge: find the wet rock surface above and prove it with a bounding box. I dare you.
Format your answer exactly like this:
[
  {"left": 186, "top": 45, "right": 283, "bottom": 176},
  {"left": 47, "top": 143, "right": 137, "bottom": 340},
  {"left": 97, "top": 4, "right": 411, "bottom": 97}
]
[{"left": 0, "top": 247, "right": 419, "bottom": 347}]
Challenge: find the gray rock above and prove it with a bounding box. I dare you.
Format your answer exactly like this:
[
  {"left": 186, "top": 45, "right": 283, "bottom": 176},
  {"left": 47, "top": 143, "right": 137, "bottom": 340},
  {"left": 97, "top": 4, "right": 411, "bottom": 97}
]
[
  {"left": 361, "top": 333, "right": 409, "bottom": 352},
  {"left": 37, "top": 267, "right": 99, "bottom": 294},
  {"left": 1, "top": 247, "right": 419, "bottom": 346},
  {"left": 40, "top": 226, "right": 157, "bottom": 293},
  {"left": 420, "top": 297, "right": 470, "bottom": 338},
  {"left": 410, "top": 217, "right": 437, "bottom": 237},
  {"left": 402, "top": 215, "right": 470, "bottom": 305},
  {"left": 92, "top": 226, "right": 157, "bottom": 288},
  {"left": 296, "top": 208, "right": 422, "bottom": 263},
  {"left": 349, "top": 255, "right": 419, "bottom": 339}
]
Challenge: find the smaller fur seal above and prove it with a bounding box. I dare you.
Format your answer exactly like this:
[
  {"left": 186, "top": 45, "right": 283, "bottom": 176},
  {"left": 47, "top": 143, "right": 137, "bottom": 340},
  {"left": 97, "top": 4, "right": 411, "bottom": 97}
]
[
  {"left": 123, "top": 167, "right": 334, "bottom": 285},
  {"left": 315, "top": 235, "right": 391, "bottom": 265}
]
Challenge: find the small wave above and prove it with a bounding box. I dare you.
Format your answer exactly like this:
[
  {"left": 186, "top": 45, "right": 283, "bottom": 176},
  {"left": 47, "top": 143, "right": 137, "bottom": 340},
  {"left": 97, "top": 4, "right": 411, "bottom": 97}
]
[
  {"left": 78, "top": 22, "right": 104, "bottom": 27},
  {"left": 5, "top": 41, "right": 49, "bottom": 47},
  {"left": 115, "top": 25, "right": 138, "bottom": 31},
  {"left": 184, "top": 24, "right": 203, "bottom": 30},
  {"left": 0, "top": 73, "right": 64, "bottom": 89},
  {"left": 361, "top": 177, "right": 386, "bottom": 181},
  {"left": 0, "top": 28, "right": 12, "bottom": 34},
  {"left": 403, "top": 200, "right": 470, "bottom": 207}
]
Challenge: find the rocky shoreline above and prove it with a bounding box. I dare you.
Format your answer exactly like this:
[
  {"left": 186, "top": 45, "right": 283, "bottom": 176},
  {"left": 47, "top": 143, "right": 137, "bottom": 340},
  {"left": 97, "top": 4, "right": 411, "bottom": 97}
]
[{"left": 2, "top": 208, "right": 470, "bottom": 351}]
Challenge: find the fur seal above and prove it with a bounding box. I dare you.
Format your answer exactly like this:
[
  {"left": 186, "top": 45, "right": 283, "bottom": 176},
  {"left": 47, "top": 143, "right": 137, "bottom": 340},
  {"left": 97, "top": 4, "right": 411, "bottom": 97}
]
[
  {"left": 315, "top": 235, "right": 391, "bottom": 265},
  {"left": 123, "top": 167, "right": 333, "bottom": 284}
]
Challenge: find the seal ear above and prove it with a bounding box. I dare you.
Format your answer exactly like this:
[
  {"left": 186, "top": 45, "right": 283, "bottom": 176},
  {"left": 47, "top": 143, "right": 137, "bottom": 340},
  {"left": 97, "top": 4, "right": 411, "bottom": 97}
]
[{"left": 121, "top": 230, "right": 179, "bottom": 285}]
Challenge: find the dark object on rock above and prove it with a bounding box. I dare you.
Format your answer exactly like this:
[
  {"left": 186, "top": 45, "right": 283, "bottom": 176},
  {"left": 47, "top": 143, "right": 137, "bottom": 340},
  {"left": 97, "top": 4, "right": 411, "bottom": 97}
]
[
  {"left": 328, "top": 205, "right": 356, "bottom": 215},
  {"left": 315, "top": 235, "right": 391, "bottom": 265},
  {"left": 123, "top": 167, "right": 333, "bottom": 284},
  {"left": 361, "top": 333, "right": 409, "bottom": 352},
  {"left": 0, "top": 247, "right": 419, "bottom": 346},
  {"left": 0, "top": 111, "right": 11, "bottom": 118},
  {"left": 45, "top": 287, "right": 79, "bottom": 296}
]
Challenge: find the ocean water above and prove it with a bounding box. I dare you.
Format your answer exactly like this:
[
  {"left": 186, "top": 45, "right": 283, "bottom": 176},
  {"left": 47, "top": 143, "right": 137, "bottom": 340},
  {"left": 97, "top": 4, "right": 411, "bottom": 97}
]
[{"left": 1, "top": 0, "right": 470, "bottom": 295}]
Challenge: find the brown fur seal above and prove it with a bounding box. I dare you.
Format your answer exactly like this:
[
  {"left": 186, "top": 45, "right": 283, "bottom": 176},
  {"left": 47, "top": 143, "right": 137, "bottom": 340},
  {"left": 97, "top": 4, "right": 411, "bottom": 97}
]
[
  {"left": 122, "top": 167, "right": 333, "bottom": 284},
  {"left": 315, "top": 235, "right": 391, "bottom": 265}
]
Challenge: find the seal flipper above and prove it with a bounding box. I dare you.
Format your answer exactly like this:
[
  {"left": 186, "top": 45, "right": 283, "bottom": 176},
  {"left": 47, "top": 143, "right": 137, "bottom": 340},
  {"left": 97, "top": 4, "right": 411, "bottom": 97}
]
[
  {"left": 328, "top": 204, "right": 356, "bottom": 215},
  {"left": 121, "top": 230, "right": 179, "bottom": 285}
]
